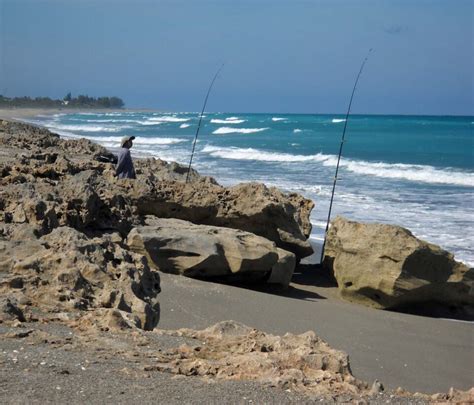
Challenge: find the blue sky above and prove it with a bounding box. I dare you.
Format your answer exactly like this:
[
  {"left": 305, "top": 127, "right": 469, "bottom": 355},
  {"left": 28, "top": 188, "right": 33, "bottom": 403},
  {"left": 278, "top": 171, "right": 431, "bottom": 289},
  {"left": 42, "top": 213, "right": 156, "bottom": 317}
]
[{"left": 1, "top": 0, "right": 473, "bottom": 115}]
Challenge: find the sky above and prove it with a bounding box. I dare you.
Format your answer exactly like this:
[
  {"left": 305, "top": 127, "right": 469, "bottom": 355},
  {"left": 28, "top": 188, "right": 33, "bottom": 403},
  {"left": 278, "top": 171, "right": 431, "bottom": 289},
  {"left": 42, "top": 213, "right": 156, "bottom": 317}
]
[{"left": 1, "top": 0, "right": 473, "bottom": 115}]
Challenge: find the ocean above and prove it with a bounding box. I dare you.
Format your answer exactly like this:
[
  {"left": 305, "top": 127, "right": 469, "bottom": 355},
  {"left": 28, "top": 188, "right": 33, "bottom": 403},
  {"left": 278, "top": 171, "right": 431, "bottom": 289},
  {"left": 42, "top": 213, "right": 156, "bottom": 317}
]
[{"left": 28, "top": 111, "right": 474, "bottom": 267}]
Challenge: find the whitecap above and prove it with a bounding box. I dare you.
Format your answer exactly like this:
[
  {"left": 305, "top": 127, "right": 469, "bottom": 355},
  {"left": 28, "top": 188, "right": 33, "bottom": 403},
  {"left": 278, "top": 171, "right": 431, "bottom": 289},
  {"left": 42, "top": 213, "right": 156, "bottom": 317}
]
[
  {"left": 81, "top": 119, "right": 139, "bottom": 123},
  {"left": 201, "top": 145, "right": 474, "bottom": 187},
  {"left": 180, "top": 123, "right": 191, "bottom": 128},
  {"left": 293, "top": 129, "right": 302, "bottom": 133},
  {"left": 210, "top": 119, "right": 246, "bottom": 124},
  {"left": 272, "top": 117, "right": 286, "bottom": 121},
  {"left": 86, "top": 136, "right": 187, "bottom": 145},
  {"left": 45, "top": 124, "right": 129, "bottom": 133},
  {"left": 202, "top": 146, "right": 319, "bottom": 161},
  {"left": 212, "top": 127, "right": 269, "bottom": 135},
  {"left": 332, "top": 118, "right": 346, "bottom": 123},
  {"left": 145, "top": 116, "right": 190, "bottom": 123},
  {"left": 333, "top": 159, "right": 474, "bottom": 187}
]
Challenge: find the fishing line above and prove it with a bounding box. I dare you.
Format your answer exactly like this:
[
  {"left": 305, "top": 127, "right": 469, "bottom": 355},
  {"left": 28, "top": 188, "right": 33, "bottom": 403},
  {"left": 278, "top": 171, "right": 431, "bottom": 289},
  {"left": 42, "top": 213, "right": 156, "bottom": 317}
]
[
  {"left": 319, "top": 49, "right": 373, "bottom": 264},
  {"left": 186, "top": 63, "right": 225, "bottom": 183}
]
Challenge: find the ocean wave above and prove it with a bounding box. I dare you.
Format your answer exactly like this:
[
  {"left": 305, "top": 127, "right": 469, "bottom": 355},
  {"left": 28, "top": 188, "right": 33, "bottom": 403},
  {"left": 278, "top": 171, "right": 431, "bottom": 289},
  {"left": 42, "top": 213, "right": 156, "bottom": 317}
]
[
  {"left": 79, "top": 119, "right": 140, "bottom": 123},
  {"left": 180, "top": 123, "right": 191, "bottom": 128},
  {"left": 202, "top": 146, "right": 318, "bottom": 162},
  {"left": 210, "top": 118, "right": 246, "bottom": 124},
  {"left": 332, "top": 119, "right": 346, "bottom": 123},
  {"left": 212, "top": 127, "right": 269, "bottom": 135},
  {"left": 333, "top": 159, "right": 474, "bottom": 187},
  {"left": 293, "top": 129, "right": 302, "bottom": 133},
  {"left": 86, "top": 136, "right": 187, "bottom": 145},
  {"left": 45, "top": 124, "right": 129, "bottom": 133},
  {"left": 147, "top": 116, "right": 190, "bottom": 123},
  {"left": 272, "top": 117, "right": 285, "bottom": 121},
  {"left": 201, "top": 146, "right": 474, "bottom": 187}
]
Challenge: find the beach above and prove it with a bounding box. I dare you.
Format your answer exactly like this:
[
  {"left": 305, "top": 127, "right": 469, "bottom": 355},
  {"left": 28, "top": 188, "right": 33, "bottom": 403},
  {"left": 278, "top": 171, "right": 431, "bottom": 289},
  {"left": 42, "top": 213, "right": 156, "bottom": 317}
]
[{"left": 0, "top": 111, "right": 473, "bottom": 403}]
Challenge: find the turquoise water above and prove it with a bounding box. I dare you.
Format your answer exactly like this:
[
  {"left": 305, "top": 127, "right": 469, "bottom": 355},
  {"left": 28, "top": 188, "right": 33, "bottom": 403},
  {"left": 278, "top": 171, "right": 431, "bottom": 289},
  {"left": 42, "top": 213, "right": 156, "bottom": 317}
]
[{"left": 29, "top": 112, "right": 474, "bottom": 266}]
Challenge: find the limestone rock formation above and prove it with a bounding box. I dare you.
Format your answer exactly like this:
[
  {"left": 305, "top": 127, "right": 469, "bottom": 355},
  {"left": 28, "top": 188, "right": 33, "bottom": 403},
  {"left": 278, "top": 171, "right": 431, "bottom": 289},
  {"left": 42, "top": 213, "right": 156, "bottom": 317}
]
[
  {"left": 0, "top": 120, "right": 314, "bottom": 260},
  {"left": 324, "top": 216, "right": 474, "bottom": 313},
  {"left": 153, "top": 320, "right": 369, "bottom": 397},
  {"left": 117, "top": 180, "right": 313, "bottom": 259},
  {"left": 0, "top": 226, "right": 161, "bottom": 330},
  {"left": 127, "top": 217, "right": 295, "bottom": 287}
]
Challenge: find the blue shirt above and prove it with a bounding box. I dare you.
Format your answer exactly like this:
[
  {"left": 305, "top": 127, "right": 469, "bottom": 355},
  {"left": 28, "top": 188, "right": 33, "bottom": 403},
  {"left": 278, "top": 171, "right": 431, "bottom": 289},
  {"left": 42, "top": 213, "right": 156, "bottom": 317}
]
[{"left": 115, "top": 147, "right": 136, "bottom": 179}]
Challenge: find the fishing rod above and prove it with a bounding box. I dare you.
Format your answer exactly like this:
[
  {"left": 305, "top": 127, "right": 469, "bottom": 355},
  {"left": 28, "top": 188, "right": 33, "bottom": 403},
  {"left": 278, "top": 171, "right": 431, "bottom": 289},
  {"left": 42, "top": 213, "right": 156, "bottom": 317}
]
[
  {"left": 186, "top": 63, "right": 225, "bottom": 183},
  {"left": 319, "top": 49, "right": 373, "bottom": 265}
]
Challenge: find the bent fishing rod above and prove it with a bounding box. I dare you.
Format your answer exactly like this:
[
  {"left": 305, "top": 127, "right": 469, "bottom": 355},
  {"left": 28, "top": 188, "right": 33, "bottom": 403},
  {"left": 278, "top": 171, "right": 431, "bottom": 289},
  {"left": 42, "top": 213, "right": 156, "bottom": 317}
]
[
  {"left": 319, "top": 49, "right": 373, "bottom": 265},
  {"left": 186, "top": 63, "right": 225, "bottom": 183}
]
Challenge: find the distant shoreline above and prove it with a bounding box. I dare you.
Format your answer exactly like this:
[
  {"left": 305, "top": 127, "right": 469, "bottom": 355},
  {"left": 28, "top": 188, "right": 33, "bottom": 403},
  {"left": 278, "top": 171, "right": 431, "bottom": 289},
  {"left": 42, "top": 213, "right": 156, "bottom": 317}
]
[
  {"left": 0, "top": 107, "right": 164, "bottom": 121},
  {"left": 0, "top": 107, "right": 471, "bottom": 121}
]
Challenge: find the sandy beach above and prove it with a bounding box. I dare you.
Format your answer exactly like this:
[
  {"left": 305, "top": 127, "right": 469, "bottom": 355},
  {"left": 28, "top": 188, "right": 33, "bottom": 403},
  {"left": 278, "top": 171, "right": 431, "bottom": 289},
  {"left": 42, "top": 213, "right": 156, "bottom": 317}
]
[
  {"left": 0, "top": 107, "right": 156, "bottom": 121},
  {"left": 0, "top": 111, "right": 473, "bottom": 403}
]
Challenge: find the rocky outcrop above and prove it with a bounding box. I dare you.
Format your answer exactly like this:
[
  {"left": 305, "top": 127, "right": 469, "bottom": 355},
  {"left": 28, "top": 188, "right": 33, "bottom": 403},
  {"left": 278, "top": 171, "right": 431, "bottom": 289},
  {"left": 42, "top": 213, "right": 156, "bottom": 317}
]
[
  {"left": 0, "top": 119, "right": 316, "bottom": 329},
  {"left": 154, "top": 320, "right": 368, "bottom": 397},
  {"left": 115, "top": 180, "right": 313, "bottom": 259},
  {"left": 0, "top": 120, "right": 314, "bottom": 259},
  {"left": 0, "top": 226, "right": 161, "bottom": 330},
  {"left": 324, "top": 216, "right": 474, "bottom": 313},
  {"left": 127, "top": 217, "right": 295, "bottom": 287}
]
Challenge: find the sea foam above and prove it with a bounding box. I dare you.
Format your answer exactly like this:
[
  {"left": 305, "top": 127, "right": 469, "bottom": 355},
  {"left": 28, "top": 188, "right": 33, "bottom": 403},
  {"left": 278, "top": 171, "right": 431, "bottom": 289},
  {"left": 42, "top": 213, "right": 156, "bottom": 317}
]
[
  {"left": 212, "top": 127, "right": 269, "bottom": 135},
  {"left": 46, "top": 124, "right": 129, "bottom": 133},
  {"left": 332, "top": 119, "right": 346, "bottom": 123},
  {"left": 202, "top": 146, "right": 319, "bottom": 162},
  {"left": 272, "top": 117, "right": 286, "bottom": 121},
  {"left": 87, "top": 136, "right": 187, "bottom": 145},
  {"left": 210, "top": 118, "right": 246, "bottom": 124},
  {"left": 146, "top": 116, "right": 190, "bottom": 123},
  {"left": 202, "top": 146, "right": 474, "bottom": 187}
]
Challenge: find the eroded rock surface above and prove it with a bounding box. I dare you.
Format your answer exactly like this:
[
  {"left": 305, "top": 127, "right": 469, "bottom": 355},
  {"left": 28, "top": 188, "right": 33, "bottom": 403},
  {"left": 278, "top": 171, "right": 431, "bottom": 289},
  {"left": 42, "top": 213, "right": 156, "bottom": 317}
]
[
  {"left": 127, "top": 217, "right": 295, "bottom": 286},
  {"left": 0, "top": 226, "right": 161, "bottom": 330},
  {"left": 154, "top": 320, "right": 368, "bottom": 397},
  {"left": 0, "top": 120, "right": 314, "bottom": 259},
  {"left": 0, "top": 119, "right": 314, "bottom": 329},
  {"left": 324, "top": 216, "right": 474, "bottom": 313}
]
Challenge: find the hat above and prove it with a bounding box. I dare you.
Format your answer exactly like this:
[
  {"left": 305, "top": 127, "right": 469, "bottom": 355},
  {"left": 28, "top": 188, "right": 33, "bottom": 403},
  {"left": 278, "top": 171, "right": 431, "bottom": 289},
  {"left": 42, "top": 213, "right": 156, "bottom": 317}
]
[{"left": 120, "top": 136, "right": 135, "bottom": 147}]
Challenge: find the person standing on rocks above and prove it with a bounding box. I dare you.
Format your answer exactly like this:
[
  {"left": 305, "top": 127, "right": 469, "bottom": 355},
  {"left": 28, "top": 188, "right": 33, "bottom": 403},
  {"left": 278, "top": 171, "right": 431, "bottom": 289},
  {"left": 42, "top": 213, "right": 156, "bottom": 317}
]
[{"left": 115, "top": 136, "right": 136, "bottom": 179}]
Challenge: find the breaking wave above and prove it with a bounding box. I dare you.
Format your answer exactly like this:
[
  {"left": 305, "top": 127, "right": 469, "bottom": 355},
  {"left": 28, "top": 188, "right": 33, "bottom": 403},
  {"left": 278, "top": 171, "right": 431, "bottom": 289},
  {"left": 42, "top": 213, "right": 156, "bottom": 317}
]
[
  {"left": 202, "top": 146, "right": 321, "bottom": 162},
  {"left": 45, "top": 124, "right": 129, "bottom": 133},
  {"left": 68, "top": 134, "right": 187, "bottom": 145},
  {"left": 146, "top": 116, "right": 191, "bottom": 123},
  {"left": 272, "top": 117, "right": 286, "bottom": 121},
  {"left": 180, "top": 123, "right": 191, "bottom": 128},
  {"left": 201, "top": 146, "right": 474, "bottom": 186},
  {"left": 212, "top": 127, "right": 269, "bottom": 135},
  {"left": 293, "top": 129, "right": 302, "bottom": 133},
  {"left": 332, "top": 119, "right": 346, "bottom": 123},
  {"left": 210, "top": 118, "right": 246, "bottom": 124}
]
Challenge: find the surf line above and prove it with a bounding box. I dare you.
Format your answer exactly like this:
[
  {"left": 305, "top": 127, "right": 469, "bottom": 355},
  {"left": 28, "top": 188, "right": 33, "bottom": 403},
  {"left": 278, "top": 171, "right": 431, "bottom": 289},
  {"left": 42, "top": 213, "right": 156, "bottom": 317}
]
[
  {"left": 319, "top": 49, "right": 373, "bottom": 264},
  {"left": 186, "top": 63, "right": 225, "bottom": 183}
]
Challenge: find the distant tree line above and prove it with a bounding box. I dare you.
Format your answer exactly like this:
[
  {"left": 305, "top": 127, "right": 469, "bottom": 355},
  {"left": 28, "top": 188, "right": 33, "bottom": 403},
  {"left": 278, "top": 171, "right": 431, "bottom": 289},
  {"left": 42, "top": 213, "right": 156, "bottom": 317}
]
[{"left": 0, "top": 93, "right": 124, "bottom": 108}]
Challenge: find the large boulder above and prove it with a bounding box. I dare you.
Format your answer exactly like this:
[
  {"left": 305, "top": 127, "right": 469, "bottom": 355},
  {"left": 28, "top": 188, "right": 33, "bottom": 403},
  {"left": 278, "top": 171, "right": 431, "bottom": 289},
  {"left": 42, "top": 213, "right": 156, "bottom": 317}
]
[
  {"left": 119, "top": 180, "right": 314, "bottom": 260},
  {"left": 323, "top": 217, "right": 474, "bottom": 313},
  {"left": 126, "top": 217, "right": 295, "bottom": 287},
  {"left": 0, "top": 226, "right": 161, "bottom": 330}
]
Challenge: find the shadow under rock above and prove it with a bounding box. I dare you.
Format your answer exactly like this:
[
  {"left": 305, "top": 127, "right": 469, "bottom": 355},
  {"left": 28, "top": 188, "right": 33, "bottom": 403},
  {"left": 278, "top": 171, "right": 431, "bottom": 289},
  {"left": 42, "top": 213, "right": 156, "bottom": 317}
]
[
  {"left": 291, "top": 263, "right": 338, "bottom": 289},
  {"left": 193, "top": 264, "right": 334, "bottom": 302}
]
